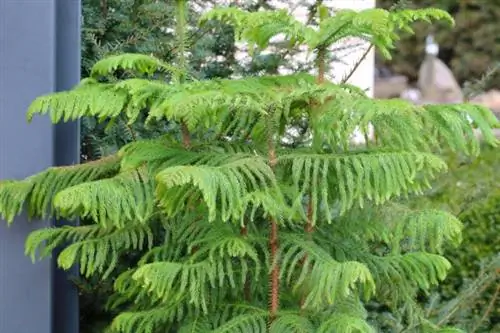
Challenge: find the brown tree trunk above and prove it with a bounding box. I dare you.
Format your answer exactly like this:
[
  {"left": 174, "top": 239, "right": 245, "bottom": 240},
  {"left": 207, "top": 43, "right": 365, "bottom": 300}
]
[
  {"left": 180, "top": 122, "right": 191, "bottom": 149},
  {"left": 267, "top": 132, "right": 279, "bottom": 324}
]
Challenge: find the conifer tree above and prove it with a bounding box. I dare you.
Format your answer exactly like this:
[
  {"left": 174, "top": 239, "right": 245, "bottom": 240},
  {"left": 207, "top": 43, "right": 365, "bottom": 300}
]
[{"left": 1, "top": 2, "right": 498, "bottom": 332}]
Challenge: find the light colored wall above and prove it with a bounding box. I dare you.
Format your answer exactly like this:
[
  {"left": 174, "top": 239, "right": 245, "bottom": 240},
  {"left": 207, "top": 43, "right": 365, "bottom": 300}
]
[
  {"left": 267, "top": 0, "right": 376, "bottom": 95},
  {"left": 329, "top": 0, "right": 376, "bottom": 96}
]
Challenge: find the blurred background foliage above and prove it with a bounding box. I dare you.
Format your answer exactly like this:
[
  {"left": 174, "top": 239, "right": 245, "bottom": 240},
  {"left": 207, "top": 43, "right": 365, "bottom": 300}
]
[
  {"left": 411, "top": 144, "right": 499, "bottom": 332},
  {"left": 377, "top": 0, "right": 500, "bottom": 90},
  {"left": 366, "top": 144, "right": 499, "bottom": 333},
  {"left": 82, "top": 0, "right": 238, "bottom": 79}
]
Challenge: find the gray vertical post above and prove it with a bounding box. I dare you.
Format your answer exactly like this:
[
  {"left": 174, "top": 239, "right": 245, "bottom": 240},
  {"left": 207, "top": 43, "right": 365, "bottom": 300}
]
[
  {"left": 0, "top": 0, "right": 81, "bottom": 332},
  {"left": 53, "top": 1, "right": 81, "bottom": 333}
]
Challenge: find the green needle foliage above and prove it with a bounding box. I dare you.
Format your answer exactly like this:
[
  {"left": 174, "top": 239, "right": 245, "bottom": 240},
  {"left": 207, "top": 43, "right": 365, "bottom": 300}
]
[
  {"left": 80, "top": 0, "right": 241, "bottom": 164},
  {"left": 1, "top": 3, "right": 499, "bottom": 333}
]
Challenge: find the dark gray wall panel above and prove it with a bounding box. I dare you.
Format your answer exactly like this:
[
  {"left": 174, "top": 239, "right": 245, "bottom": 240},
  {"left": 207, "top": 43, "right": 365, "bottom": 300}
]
[
  {"left": 53, "top": 0, "right": 81, "bottom": 332},
  {"left": 0, "top": 0, "right": 81, "bottom": 332}
]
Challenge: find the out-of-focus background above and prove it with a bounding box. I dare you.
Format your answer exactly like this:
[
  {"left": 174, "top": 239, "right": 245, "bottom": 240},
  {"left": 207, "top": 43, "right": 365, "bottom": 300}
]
[
  {"left": 378, "top": 0, "right": 500, "bottom": 91},
  {"left": 377, "top": 0, "right": 500, "bottom": 112}
]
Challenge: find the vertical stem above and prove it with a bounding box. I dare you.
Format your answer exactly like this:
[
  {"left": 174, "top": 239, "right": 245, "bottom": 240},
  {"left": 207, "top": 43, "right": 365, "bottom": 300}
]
[
  {"left": 269, "top": 217, "right": 279, "bottom": 321},
  {"left": 173, "top": 0, "right": 195, "bottom": 257},
  {"left": 181, "top": 122, "right": 191, "bottom": 148},
  {"left": 241, "top": 224, "right": 252, "bottom": 301},
  {"left": 175, "top": 0, "right": 187, "bottom": 81},
  {"left": 309, "top": 0, "right": 328, "bottom": 226},
  {"left": 100, "top": 0, "right": 108, "bottom": 19},
  {"left": 300, "top": 15, "right": 328, "bottom": 309},
  {"left": 305, "top": 198, "right": 315, "bottom": 236},
  {"left": 315, "top": 3, "right": 329, "bottom": 83},
  {"left": 174, "top": 0, "right": 191, "bottom": 148},
  {"left": 299, "top": 201, "right": 314, "bottom": 309},
  {"left": 316, "top": 47, "right": 327, "bottom": 84},
  {"left": 306, "top": 46, "right": 327, "bottom": 235},
  {"left": 267, "top": 131, "right": 279, "bottom": 324},
  {"left": 305, "top": 202, "right": 314, "bottom": 235},
  {"left": 240, "top": 225, "right": 248, "bottom": 236},
  {"left": 126, "top": 123, "right": 137, "bottom": 142}
]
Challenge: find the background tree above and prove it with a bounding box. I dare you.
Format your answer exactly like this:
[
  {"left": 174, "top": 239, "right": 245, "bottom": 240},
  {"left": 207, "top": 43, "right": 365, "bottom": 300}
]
[
  {"left": 79, "top": 1, "right": 308, "bottom": 330},
  {"left": 80, "top": 1, "right": 245, "bottom": 330}
]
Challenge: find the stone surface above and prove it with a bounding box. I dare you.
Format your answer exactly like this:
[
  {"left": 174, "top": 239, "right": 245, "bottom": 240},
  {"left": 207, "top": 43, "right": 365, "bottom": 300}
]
[
  {"left": 400, "top": 88, "right": 422, "bottom": 104},
  {"left": 471, "top": 89, "right": 500, "bottom": 114},
  {"left": 374, "top": 75, "right": 408, "bottom": 98},
  {"left": 418, "top": 55, "right": 463, "bottom": 103}
]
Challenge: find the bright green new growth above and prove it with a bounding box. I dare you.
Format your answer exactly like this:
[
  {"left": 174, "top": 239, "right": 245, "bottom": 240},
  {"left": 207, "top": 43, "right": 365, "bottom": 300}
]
[{"left": 0, "top": 4, "right": 498, "bottom": 333}]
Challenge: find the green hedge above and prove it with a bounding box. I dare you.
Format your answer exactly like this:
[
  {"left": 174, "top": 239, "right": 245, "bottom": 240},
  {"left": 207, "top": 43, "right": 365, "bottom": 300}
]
[
  {"left": 377, "top": 0, "right": 500, "bottom": 89},
  {"left": 414, "top": 144, "right": 500, "bottom": 331}
]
